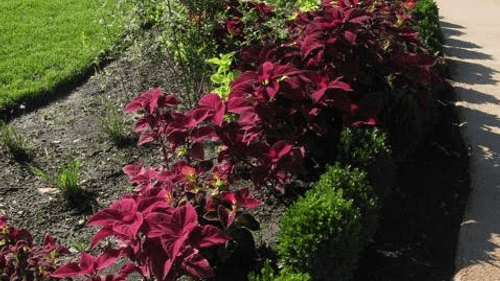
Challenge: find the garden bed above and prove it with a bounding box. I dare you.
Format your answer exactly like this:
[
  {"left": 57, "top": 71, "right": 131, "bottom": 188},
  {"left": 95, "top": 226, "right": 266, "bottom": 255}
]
[{"left": 0, "top": 0, "right": 471, "bottom": 280}]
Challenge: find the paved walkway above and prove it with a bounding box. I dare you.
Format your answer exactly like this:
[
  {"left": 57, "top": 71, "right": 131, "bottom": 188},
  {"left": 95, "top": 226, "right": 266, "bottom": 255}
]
[{"left": 435, "top": 0, "right": 500, "bottom": 280}]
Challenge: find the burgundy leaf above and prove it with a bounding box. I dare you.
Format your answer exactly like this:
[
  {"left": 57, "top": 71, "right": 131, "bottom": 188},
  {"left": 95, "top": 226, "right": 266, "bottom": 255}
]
[
  {"left": 180, "top": 248, "right": 213, "bottom": 279},
  {"left": 51, "top": 262, "right": 82, "bottom": 278},
  {"left": 122, "top": 163, "right": 142, "bottom": 177},
  {"left": 218, "top": 205, "right": 236, "bottom": 228},
  {"left": 87, "top": 209, "right": 122, "bottom": 227},
  {"left": 227, "top": 97, "right": 254, "bottom": 115},
  {"left": 90, "top": 227, "right": 116, "bottom": 249},
  {"left": 198, "top": 94, "right": 226, "bottom": 126},
  {"left": 189, "top": 142, "right": 205, "bottom": 160},
  {"left": 133, "top": 118, "right": 150, "bottom": 132},
  {"left": 144, "top": 212, "right": 173, "bottom": 238},
  {"left": 96, "top": 249, "right": 120, "bottom": 271},
  {"left": 119, "top": 262, "right": 139, "bottom": 278},
  {"left": 138, "top": 130, "right": 156, "bottom": 146},
  {"left": 161, "top": 94, "right": 180, "bottom": 108},
  {"left": 186, "top": 108, "right": 211, "bottom": 127},
  {"left": 344, "top": 30, "right": 357, "bottom": 44},
  {"left": 189, "top": 127, "right": 216, "bottom": 142},
  {"left": 268, "top": 141, "right": 293, "bottom": 164},
  {"left": 147, "top": 87, "right": 162, "bottom": 114},
  {"left": 191, "top": 224, "right": 231, "bottom": 248},
  {"left": 79, "top": 252, "right": 99, "bottom": 275}
]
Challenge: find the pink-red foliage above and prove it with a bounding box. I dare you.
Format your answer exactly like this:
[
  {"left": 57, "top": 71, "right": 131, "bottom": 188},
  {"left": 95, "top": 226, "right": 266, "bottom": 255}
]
[{"left": 0, "top": 215, "right": 70, "bottom": 281}]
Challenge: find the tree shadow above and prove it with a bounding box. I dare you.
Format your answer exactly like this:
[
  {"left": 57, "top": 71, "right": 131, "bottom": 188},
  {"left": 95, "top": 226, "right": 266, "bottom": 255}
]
[
  {"left": 440, "top": 19, "right": 500, "bottom": 274},
  {"left": 443, "top": 47, "right": 493, "bottom": 60},
  {"left": 453, "top": 107, "right": 500, "bottom": 268},
  {"left": 454, "top": 86, "right": 500, "bottom": 105},
  {"left": 440, "top": 20, "right": 498, "bottom": 85},
  {"left": 446, "top": 59, "right": 499, "bottom": 85},
  {"left": 440, "top": 21, "right": 465, "bottom": 29},
  {"left": 441, "top": 27, "right": 465, "bottom": 37}
]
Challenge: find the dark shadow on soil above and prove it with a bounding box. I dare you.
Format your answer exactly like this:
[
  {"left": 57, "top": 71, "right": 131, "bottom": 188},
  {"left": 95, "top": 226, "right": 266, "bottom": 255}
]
[{"left": 352, "top": 80, "right": 471, "bottom": 281}]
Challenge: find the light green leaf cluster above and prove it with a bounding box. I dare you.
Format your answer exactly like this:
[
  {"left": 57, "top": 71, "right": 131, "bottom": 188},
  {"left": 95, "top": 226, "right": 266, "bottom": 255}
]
[{"left": 206, "top": 52, "right": 241, "bottom": 100}]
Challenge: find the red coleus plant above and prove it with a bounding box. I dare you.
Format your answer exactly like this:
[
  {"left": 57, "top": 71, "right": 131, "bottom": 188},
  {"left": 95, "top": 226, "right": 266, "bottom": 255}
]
[
  {"left": 52, "top": 193, "right": 232, "bottom": 281},
  {"left": 144, "top": 204, "right": 231, "bottom": 279},
  {"left": 0, "top": 215, "right": 70, "bottom": 281},
  {"left": 51, "top": 251, "right": 122, "bottom": 281}
]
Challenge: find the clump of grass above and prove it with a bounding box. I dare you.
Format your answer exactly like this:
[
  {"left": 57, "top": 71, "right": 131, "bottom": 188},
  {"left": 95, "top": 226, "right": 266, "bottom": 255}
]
[
  {"left": 66, "top": 237, "right": 91, "bottom": 253},
  {"left": 0, "top": 120, "right": 32, "bottom": 161},
  {"left": 99, "top": 99, "right": 129, "bottom": 145},
  {"left": 30, "top": 157, "right": 82, "bottom": 200}
]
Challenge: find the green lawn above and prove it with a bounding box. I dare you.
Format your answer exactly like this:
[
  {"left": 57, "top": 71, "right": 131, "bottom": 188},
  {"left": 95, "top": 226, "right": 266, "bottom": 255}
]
[{"left": 0, "top": 0, "right": 124, "bottom": 109}]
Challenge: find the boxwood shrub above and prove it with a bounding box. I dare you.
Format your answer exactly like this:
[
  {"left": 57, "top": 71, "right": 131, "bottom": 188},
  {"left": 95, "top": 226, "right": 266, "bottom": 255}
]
[
  {"left": 337, "top": 127, "right": 395, "bottom": 200},
  {"left": 276, "top": 164, "right": 376, "bottom": 281},
  {"left": 412, "top": 0, "right": 444, "bottom": 55}
]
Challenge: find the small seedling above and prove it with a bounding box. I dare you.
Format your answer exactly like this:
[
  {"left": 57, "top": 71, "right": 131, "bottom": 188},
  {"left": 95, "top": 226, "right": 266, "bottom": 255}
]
[
  {"left": 0, "top": 120, "right": 32, "bottom": 161},
  {"left": 30, "top": 157, "right": 82, "bottom": 199},
  {"left": 99, "top": 99, "right": 129, "bottom": 145},
  {"left": 66, "top": 237, "right": 91, "bottom": 253}
]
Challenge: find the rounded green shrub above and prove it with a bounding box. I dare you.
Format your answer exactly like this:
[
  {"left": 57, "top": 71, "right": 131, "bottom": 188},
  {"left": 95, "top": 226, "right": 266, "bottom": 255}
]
[
  {"left": 337, "top": 127, "right": 396, "bottom": 200},
  {"left": 412, "top": 0, "right": 444, "bottom": 55},
  {"left": 276, "top": 164, "right": 374, "bottom": 281}
]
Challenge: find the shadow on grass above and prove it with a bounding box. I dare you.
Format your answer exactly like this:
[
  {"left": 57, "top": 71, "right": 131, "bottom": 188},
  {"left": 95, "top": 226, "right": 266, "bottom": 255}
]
[{"left": 0, "top": 54, "right": 115, "bottom": 122}]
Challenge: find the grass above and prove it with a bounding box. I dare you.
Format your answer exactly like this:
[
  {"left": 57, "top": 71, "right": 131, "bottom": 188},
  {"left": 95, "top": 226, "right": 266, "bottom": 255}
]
[{"left": 0, "top": 0, "right": 124, "bottom": 109}]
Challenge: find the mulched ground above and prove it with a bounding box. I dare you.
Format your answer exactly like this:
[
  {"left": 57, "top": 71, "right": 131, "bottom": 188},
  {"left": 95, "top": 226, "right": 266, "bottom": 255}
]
[{"left": 0, "top": 45, "right": 470, "bottom": 280}]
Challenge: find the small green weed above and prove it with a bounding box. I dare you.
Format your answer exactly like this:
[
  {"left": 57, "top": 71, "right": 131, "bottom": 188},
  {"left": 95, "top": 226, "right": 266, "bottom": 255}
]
[
  {"left": 0, "top": 120, "right": 32, "bottom": 161},
  {"left": 99, "top": 99, "right": 129, "bottom": 144},
  {"left": 30, "top": 157, "right": 82, "bottom": 199},
  {"left": 66, "top": 237, "right": 91, "bottom": 253}
]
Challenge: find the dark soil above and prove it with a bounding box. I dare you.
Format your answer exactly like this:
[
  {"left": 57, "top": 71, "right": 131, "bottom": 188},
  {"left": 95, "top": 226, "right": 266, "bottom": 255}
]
[{"left": 0, "top": 47, "right": 470, "bottom": 280}]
